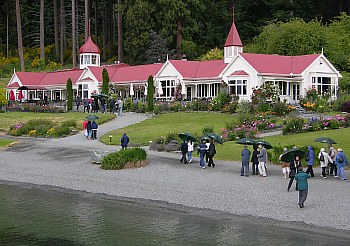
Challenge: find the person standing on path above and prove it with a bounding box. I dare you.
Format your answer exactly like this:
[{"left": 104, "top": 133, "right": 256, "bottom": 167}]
[
  {"left": 278, "top": 147, "right": 290, "bottom": 179},
  {"left": 180, "top": 140, "right": 188, "bottom": 164},
  {"left": 318, "top": 148, "right": 333, "bottom": 179},
  {"left": 207, "top": 139, "right": 216, "bottom": 168},
  {"left": 91, "top": 121, "right": 98, "bottom": 140},
  {"left": 287, "top": 155, "right": 302, "bottom": 191},
  {"left": 257, "top": 144, "right": 267, "bottom": 177},
  {"left": 295, "top": 167, "right": 311, "bottom": 208},
  {"left": 305, "top": 146, "right": 315, "bottom": 177},
  {"left": 117, "top": 98, "right": 123, "bottom": 116},
  {"left": 75, "top": 95, "right": 81, "bottom": 111},
  {"left": 251, "top": 145, "right": 259, "bottom": 175},
  {"left": 197, "top": 140, "right": 207, "bottom": 169},
  {"left": 241, "top": 145, "right": 251, "bottom": 177},
  {"left": 121, "top": 133, "right": 129, "bottom": 150},
  {"left": 328, "top": 144, "right": 338, "bottom": 176},
  {"left": 109, "top": 97, "right": 115, "bottom": 113},
  {"left": 335, "top": 148, "right": 348, "bottom": 180},
  {"left": 205, "top": 140, "right": 210, "bottom": 164},
  {"left": 187, "top": 140, "right": 194, "bottom": 163},
  {"left": 83, "top": 98, "right": 90, "bottom": 113},
  {"left": 82, "top": 120, "right": 88, "bottom": 139},
  {"left": 86, "top": 121, "right": 92, "bottom": 139}
]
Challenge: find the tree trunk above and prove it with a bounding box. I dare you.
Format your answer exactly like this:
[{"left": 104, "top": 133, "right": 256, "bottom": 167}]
[
  {"left": 101, "top": 9, "right": 106, "bottom": 61},
  {"left": 72, "top": 0, "right": 76, "bottom": 67},
  {"left": 85, "top": 0, "right": 89, "bottom": 40},
  {"left": 176, "top": 20, "right": 183, "bottom": 60},
  {"left": 40, "top": 0, "right": 45, "bottom": 62},
  {"left": 54, "top": 0, "right": 59, "bottom": 60},
  {"left": 117, "top": 0, "right": 123, "bottom": 62},
  {"left": 15, "top": 0, "right": 25, "bottom": 71},
  {"left": 60, "top": 0, "right": 64, "bottom": 65}
]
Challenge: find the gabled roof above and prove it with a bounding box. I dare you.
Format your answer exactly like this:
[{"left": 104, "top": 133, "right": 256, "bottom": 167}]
[
  {"left": 79, "top": 36, "right": 100, "bottom": 54},
  {"left": 230, "top": 70, "right": 248, "bottom": 76},
  {"left": 7, "top": 82, "right": 20, "bottom": 88},
  {"left": 111, "top": 63, "right": 163, "bottom": 83},
  {"left": 224, "top": 19, "right": 242, "bottom": 47},
  {"left": 40, "top": 69, "right": 83, "bottom": 86},
  {"left": 240, "top": 53, "right": 320, "bottom": 75},
  {"left": 169, "top": 60, "right": 227, "bottom": 79}
]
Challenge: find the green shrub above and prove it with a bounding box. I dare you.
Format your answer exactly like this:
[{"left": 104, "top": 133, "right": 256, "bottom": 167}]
[
  {"left": 165, "top": 132, "right": 179, "bottom": 144},
  {"left": 153, "top": 104, "right": 160, "bottom": 114},
  {"left": 202, "top": 126, "right": 213, "bottom": 135},
  {"left": 62, "top": 119, "right": 77, "bottom": 128},
  {"left": 282, "top": 117, "right": 305, "bottom": 134},
  {"left": 100, "top": 148, "right": 147, "bottom": 170},
  {"left": 272, "top": 102, "right": 289, "bottom": 116}
]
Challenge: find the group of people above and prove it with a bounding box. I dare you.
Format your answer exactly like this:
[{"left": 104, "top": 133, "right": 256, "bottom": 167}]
[
  {"left": 241, "top": 144, "right": 268, "bottom": 177},
  {"left": 82, "top": 120, "right": 99, "bottom": 140},
  {"left": 180, "top": 139, "right": 216, "bottom": 169},
  {"left": 76, "top": 95, "right": 124, "bottom": 116}
]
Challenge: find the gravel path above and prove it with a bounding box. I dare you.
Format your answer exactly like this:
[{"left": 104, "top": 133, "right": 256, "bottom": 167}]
[{"left": 0, "top": 113, "right": 349, "bottom": 232}]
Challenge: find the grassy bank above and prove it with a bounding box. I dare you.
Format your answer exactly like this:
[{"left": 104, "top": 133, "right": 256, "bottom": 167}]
[
  {"left": 0, "top": 112, "right": 115, "bottom": 132},
  {"left": 0, "top": 138, "right": 14, "bottom": 148}
]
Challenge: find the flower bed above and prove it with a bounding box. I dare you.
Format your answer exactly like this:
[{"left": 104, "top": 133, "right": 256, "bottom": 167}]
[{"left": 100, "top": 148, "right": 147, "bottom": 170}]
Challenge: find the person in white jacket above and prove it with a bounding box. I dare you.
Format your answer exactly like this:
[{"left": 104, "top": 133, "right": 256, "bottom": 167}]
[
  {"left": 187, "top": 140, "right": 194, "bottom": 163},
  {"left": 319, "top": 148, "right": 333, "bottom": 179}
]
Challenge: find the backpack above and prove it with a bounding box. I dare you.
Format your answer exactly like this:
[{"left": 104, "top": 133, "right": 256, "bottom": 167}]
[
  {"left": 338, "top": 156, "right": 344, "bottom": 163},
  {"left": 319, "top": 153, "right": 324, "bottom": 162}
]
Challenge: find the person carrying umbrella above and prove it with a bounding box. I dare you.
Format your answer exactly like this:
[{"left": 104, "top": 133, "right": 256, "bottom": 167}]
[
  {"left": 241, "top": 145, "right": 251, "bottom": 177},
  {"left": 287, "top": 155, "right": 302, "bottom": 191},
  {"left": 278, "top": 148, "right": 290, "bottom": 179},
  {"left": 197, "top": 140, "right": 207, "bottom": 169},
  {"left": 208, "top": 139, "right": 216, "bottom": 168},
  {"left": 251, "top": 145, "right": 259, "bottom": 175},
  {"left": 187, "top": 140, "right": 194, "bottom": 163},
  {"left": 180, "top": 140, "right": 188, "bottom": 164}
]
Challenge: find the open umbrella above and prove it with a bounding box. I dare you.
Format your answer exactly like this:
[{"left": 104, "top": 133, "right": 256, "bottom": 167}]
[
  {"left": 18, "top": 90, "right": 24, "bottom": 101},
  {"left": 181, "top": 81, "right": 186, "bottom": 95},
  {"left": 314, "top": 137, "right": 337, "bottom": 145},
  {"left": 280, "top": 149, "right": 305, "bottom": 163},
  {"left": 158, "top": 81, "right": 163, "bottom": 95},
  {"left": 254, "top": 139, "right": 273, "bottom": 149},
  {"left": 9, "top": 90, "right": 15, "bottom": 101},
  {"left": 178, "top": 132, "right": 196, "bottom": 142},
  {"left": 206, "top": 132, "right": 223, "bottom": 144},
  {"left": 130, "top": 83, "right": 134, "bottom": 96},
  {"left": 236, "top": 138, "right": 256, "bottom": 145},
  {"left": 200, "top": 135, "right": 211, "bottom": 142},
  {"left": 86, "top": 115, "right": 99, "bottom": 121},
  {"left": 144, "top": 84, "right": 148, "bottom": 96}
]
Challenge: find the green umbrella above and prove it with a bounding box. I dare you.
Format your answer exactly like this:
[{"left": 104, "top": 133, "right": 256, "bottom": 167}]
[
  {"left": 314, "top": 137, "right": 337, "bottom": 145},
  {"left": 86, "top": 115, "right": 99, "bottom": 121},
  {"left": 206, "top": 133, "right": 223, "bottom": 144},
  {"left": 254, "top": 139, "right": 273, "bottom": 149},
  {"left": 199, "top": 135, "right": 211, "bottom": 142},
  {"left": 178, "top": 132, "right": 196, "bottom": 142},
  {"left": 280, "top": 149, "right": 305, "bottom": 163},
  {"left": 236, "top": 138, "right": 256, "bottom": 145}
]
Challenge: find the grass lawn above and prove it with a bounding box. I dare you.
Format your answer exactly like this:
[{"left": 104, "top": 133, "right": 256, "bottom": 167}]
[
  {"left": 101, "top": 112, "right": 238, "bottom": 145},
  {"left": 0, "top": 112, "right": 115, "bottom": 132},
  {"left": 0, "top": 138, "right": 14, "bottom": 148}
]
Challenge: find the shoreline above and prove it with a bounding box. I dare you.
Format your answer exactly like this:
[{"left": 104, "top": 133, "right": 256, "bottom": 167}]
[{"left": 2, "top": 179, "right": 350, "bottom": 240}]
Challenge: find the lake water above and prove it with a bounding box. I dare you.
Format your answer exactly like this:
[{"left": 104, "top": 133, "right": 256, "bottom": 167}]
[{"left": 0, "top": 182, "right": 349, "bottom": 245}]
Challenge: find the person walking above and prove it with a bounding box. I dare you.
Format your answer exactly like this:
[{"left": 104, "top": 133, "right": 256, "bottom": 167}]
[
  {"left": 251, "top": 145, "right": 259, "bottom": 175},
  {"left": 279, "top": 147, "right": 290, "bottom": 179},
  {"left": 109, "top": 97, "right": 115, "bottom": 113},
  {"left": 121, "top": 133, "right": 129, "bottom": 150},
  {"left": 205, "top": 140, "right": 210, "bottom": 164},
  {"left": 187, "top": 140, "right": 194, "bottom": 163},
  {"left": 318, "top": 148, "right": 333, "bottom": 179},
  {"left": 91, "top": 121, "right": 98, "bottom": 140},
  {"left": 335, "top": 148, "right": 348, "bottom": 180},
  {"left": 287, "top": 155, "right": 302, "bottom": 191},
  {"left": 257, "top": 144, "right": 267, "bottom": 177},
  {"left": 75, "top": 95, "right": 81, "bottom": 111},
  {"left": 305, "top": 146, "right": 315, "bottom": 177},
  {"left": 117, "top": 98, "right": 123, "bottom": 116},
  {"left": 180, "top": 140, "right": 188, "bottom": 164},
  {"left": 328, "top": 144, "right": 338, "bottom": 176},
  {"left": 295, "top": 167, "right": 311, "bottom": 208},
  {"left": 197, "top": 140, "right": 207, "bottom": 169},
  {"left": 86, "top": 121, "right": 92, "bottom": 139},
  {"left": 207, "top": 139, "right": 216, "bottom": 168},
  {"left": 241, "top": 145, "right": 251, "bottom": 177},
  {"left": 82, "top": 120, "right": 88, "bottom": 139},
  {"left": 83, "top": 98, "right": 90, "bottom": 113}
]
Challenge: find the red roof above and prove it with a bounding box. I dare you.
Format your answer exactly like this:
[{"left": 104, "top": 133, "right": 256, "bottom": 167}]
[
  {"left": 240, "top": 53, "right": 320, "bottom": 75},
  {"left": 224, "top": 21, "right": 242, "bottom": 47},
  {"left": 7, "top": 82, "right": 20, "bottom": 88},
  {"left": 79, "top": 36, "right": 100, "bottom": 54},
  {"left": 230, "top": 70, "right": 248, "bottom": 76},
  {"left": 40, "top": 69, "right": 83, "bottom": 86},
  {"left": 16, "top": 72, "right": 47, "bottom": 86},
  {"left": 169, "top": 60, "right": 227, "bottom": 79},
  {"left": 89, "top": 64, "right": 129, "bottom": 82},
  {"left": 111, "top": 63, "right": 163, "bottom": 83}
]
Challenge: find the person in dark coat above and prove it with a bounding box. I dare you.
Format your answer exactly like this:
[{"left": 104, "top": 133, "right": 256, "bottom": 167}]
[
  {"left": 305, "top": 146, "right": 315, "bottom": 177},
  {"left": 208, "top": 139, "right": 216, "bottom": 168},
  {"left": 121, "top": 133, "right": 129, "bottom": 150},
  {"left": 86, "top": 121, "right": 92, "bottom": 139},
  {"left": 295, "top": 167, "right": 311, "bottom": 208},
  {"left": 180, "top": 140, "right": 188, "bottom": 164},
  {"left": 75, "top": 95, "right": 81, "bottom": 111},
  {"left": 251, "top": 145, "right": 259, "bottom": 175},
  {"left": 83, "top": 98, "right": 90, "bottom": 113},
  {"left": 287, "top": 155, "right": 302, "bottom": 191},
  {"left": 241, "top": 145, "right": 251, "bottom": 177},
  {"left": 197, "top": 140, "right": 207, "bottom": 169},
  {"left": 91, "top": 121, "right": 98, "bottom": 140},
  {"left": 109, "top": 98, "right": 115, "bottom": 113}
]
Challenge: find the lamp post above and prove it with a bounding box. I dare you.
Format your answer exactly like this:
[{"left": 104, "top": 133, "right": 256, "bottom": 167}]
[{"left": 109, "top": 135, "right": 113, "bottom": 144}]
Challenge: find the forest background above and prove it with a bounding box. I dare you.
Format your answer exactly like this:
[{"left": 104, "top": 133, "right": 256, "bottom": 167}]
[{"left": 1, "top": 0, "right": 350, "bottom": 90}]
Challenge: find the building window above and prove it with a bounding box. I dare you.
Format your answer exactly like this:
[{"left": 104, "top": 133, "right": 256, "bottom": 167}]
[
  {"left": 82, "top": 84, "right": 89, "bottom": 98},
  {"left": 83, "top": 55, "right": 90, "bottom": 65},
  {"left": 312, "top": 76, "right": 333, "bottom": 96},
  {"left": 92, "top": 55, "right": 97, "bottom": 65},
  {"left": 159, "top": 79, "right": 176, "bottom": 99},
  {"left": 228, "top": 79, "right": 247, "bottom": 95}
]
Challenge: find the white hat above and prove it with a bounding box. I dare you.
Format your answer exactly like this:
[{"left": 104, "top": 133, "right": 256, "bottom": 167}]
[
  {"left": 337, "top": 148, "right": 343, "bottom": 152},
  {"left": 320, "top": 148, "right": 325, "bottom": 152}
]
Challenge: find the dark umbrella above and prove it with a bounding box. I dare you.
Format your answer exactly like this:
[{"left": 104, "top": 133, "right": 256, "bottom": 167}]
[
  {"left": 236, "top": 138, "right": 256, "bottom": 145},
  {"left": 206, "top": 133, "right": 223, "bottom": 144},
  {"left": 86, "top": 115, "right": 99, "bottom": 121},
  {"left": 280, "top": 149, "right": 305, "bottom": 163},
  {"left": 178, "top": 132, "right": 196, "bottom": 142},
  {"left": 200, "top": 135, "right": 211, "bottom": 142},
  {"left": 314, "top": 137, "right": 337, "bottom": 145},
  {"left": 254, "top": 139, "right": 273, "bottom": 149}
]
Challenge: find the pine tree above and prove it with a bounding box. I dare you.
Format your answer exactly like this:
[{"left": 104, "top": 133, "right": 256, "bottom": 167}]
[
  {"left": 66, "top": 78, "right": 73, "bottom": 111},
  {"left": 147, "top": 75, "right": 154, "bottom": 112},
  {"left": 145, "top": 30, "right": 171, "bottom": 64}
]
